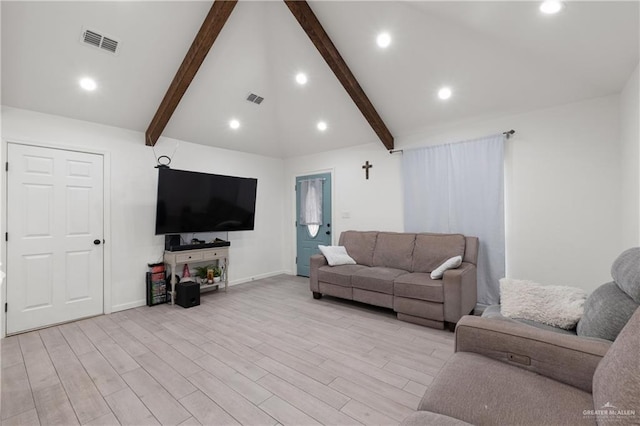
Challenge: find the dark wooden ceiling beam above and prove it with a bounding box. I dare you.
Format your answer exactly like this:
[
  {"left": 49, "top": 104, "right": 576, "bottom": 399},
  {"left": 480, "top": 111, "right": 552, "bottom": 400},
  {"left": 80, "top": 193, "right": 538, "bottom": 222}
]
[
  {"left": 284, "top": 0, "right": 394, "bottom": 150},
  {"left": 145, "top": 0, "right": 238, "bottom": 146}
]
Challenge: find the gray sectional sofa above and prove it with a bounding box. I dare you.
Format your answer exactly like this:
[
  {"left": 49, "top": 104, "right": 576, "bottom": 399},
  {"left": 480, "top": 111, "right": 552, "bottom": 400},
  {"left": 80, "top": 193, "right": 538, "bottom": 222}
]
[
  {"left": 402, "top": 307, "right": 640, "bottom": 425},
  {"left": 482, "top": 247, "right": 640, "bottom": 342},
  {"left": 310, "top": 230, "right": 479, "bottom": 330}
]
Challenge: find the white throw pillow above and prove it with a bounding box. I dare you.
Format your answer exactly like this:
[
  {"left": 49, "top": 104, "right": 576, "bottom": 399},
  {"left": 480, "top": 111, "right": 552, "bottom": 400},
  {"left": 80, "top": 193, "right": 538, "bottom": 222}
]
[
  {"left": 500, "top": 278, "right": 587, "bottom": 329},
  {"left": 430, "top": 256, "right": 463, "bottom": 279},
  {"left": 318, "top": 245, "right": 356, "bottom": 266}
]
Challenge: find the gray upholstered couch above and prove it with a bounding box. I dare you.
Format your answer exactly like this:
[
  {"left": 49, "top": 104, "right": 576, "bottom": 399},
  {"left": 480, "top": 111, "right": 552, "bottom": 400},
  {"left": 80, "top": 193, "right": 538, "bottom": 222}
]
[
  {"left": 310, "top": 230, "right": 479, "bottom": 330},
  {"left": 402, "top": 307, "right": 640, "bottom": 425}
]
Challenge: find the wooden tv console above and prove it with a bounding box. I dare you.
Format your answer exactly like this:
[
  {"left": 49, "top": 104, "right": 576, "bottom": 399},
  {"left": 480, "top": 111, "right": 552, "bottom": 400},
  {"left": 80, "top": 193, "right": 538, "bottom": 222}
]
[{"left": 163, "top": 246, "right": 229, "bottom": 305}]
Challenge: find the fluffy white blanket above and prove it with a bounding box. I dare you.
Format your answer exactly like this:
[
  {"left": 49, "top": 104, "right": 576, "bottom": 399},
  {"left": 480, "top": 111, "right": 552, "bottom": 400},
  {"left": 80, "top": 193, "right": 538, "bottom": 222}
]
[{"left": 500, "top": 278, "right": 587, "bottom": 329}]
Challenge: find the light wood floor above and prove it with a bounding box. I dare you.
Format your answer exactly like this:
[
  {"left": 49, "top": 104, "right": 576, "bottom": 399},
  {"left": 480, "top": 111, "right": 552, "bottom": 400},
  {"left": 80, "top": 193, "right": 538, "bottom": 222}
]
[{"left": 1, "top": 274, "right": 454, "bottom": 426}]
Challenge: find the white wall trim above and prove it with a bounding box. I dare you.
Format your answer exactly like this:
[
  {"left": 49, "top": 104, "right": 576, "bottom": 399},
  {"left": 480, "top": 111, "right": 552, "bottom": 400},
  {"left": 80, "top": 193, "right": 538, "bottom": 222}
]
[
  {"left": 102, "top": 152, "right": 113, "bottom": 314},
  {"left": 229, "top": 270, "right": 289, "bottom": 286},
  {"left": 110, "top": 271, "right": 289, "bottom": 312},
  {"left": 1, "top": 138, "right": 5, "bottom": 338},
  {"left": 1, "top": 137, "right": 113, "bottom": 336},
  {"left": 111, "top": 299, "right": 146, "bottom": 313},
  {"left": 290, "top": 168, "right": 335, "bottom": 274}
]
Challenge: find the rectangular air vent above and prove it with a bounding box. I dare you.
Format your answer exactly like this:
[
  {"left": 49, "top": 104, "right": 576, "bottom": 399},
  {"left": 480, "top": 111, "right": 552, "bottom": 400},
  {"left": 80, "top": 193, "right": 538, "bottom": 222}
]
[
  {"left": 83, "top": 30, "right": 101, "bottom": 48},
  {"left": 81, "top": 28, "right": 120, "bottom": 55},
  {"left": 246, "top": 93, "right": 265, "bottom": 105},
  {"left": 100, "top": 37, "right": 118, "bottom": 53}
]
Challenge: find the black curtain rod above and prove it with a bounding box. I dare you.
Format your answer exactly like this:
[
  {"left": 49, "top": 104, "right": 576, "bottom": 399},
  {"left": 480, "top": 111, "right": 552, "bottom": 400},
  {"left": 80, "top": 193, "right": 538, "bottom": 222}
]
[{"left": 389, "top": 129, "right": 516, "bottom": 154}]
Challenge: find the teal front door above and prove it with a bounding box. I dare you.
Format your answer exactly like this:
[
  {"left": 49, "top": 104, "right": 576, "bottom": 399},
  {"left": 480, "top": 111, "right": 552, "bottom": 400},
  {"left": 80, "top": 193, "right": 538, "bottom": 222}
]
[{"left": 296, "top": 173, "right": 332, "bottom": 277}]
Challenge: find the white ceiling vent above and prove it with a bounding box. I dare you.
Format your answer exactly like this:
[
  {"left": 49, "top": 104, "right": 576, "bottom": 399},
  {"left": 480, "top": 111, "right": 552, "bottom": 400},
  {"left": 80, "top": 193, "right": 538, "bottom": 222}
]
[
  {"left": 246, "top": 93, "right": 264, "bottom": 105},
  {"left": 81, "top": 28, "right": 119, "bottom": 55}
]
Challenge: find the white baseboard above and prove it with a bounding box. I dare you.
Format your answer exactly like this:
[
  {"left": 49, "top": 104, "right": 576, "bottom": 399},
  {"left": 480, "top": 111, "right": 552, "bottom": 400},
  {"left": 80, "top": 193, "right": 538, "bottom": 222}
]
[
  {"left": 229, "top": 270, "right": 290, "bottom": 286},
  {"left": 111, "top": 299, "right": 146, "bottom": 313},
  {"left": 109, "top": 272, "right": 292, "bottom": 314}
]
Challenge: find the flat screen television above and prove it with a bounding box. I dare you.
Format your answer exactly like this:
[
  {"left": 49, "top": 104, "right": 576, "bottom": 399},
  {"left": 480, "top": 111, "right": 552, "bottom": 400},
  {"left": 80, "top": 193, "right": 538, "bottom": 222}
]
[{"left": 155, "top": 168, "right": 257, "bottom": 235}]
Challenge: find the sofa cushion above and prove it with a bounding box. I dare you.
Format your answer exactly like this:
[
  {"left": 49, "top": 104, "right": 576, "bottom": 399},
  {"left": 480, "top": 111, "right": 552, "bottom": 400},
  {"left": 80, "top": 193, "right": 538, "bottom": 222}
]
[
  {"left": 339, "top": 231, "right": 378, "bottom": 267},
  {"left": 318, "top": 264, "right": 366, "bottom": 287},
  {"left": 394, "top": 273, "right": 444, "bottom": 303},
  {"left": 430, "top": 256, "right": 463, "bottom": 280},
  {"left": 412, "top": 234, "right": 466, "bottom": 273},
  {"left": 499, "top": 278, "right": 587, "bottom": 330},
  {"left": 419, "top": 352, "right": 595, "bottom": 426},
  {"left": 352, "top": 267, "right": 408, "bottom": 294},
  {"left": 372, "top": 232, "right": 416, "bottom": 271},
  {"left": 611, "top": 247, "right": 640, "bottom": 303},
  {"left": 318, "top": 245, "right": 356, "bottom": 266},
  {"left": 576, "top": 282, "right": 638, "bottom": 341}
]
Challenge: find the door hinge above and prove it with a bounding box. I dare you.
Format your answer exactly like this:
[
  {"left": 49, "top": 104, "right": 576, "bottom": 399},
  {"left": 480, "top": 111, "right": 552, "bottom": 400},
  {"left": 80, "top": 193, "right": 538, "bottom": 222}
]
[
  {"left": 294, "top": 184, "right": 297, "bottom": 191},
  {"left": 295, "top": 220, "right": 297, "bottom": 227},
  {"left": 5, "top": 162, "right": 8, "bottom": 172},
  {"left": 4, "top": 303, "right": 7, "bottom": 313},
  {"left": 4, "top": 232, "right": 7, "bottom": 242},
  {"left": 295, "top": 256, "right": 298, "bottom": 264}
]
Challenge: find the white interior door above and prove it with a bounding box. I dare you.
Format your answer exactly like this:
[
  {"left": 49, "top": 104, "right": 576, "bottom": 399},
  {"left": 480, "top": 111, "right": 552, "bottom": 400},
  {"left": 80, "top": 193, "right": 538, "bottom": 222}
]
[{"left": 7, "top": 143, "right": 104, "bottom": 334}]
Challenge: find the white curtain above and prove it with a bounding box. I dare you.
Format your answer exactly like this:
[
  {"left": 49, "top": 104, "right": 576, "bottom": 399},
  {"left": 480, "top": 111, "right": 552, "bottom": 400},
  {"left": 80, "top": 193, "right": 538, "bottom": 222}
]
[
  {"left": 300, "top": 178, "right": 323, "bottom": 225},
  {"left": 402, "top": 134, "right": 505, "bottom": 305}
]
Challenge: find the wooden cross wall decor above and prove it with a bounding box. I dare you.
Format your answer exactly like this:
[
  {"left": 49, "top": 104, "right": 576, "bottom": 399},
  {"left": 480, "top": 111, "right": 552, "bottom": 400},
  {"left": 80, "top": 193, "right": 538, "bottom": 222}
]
[{"left": 362, "top": 161, "right": 372, "bottom": 180}]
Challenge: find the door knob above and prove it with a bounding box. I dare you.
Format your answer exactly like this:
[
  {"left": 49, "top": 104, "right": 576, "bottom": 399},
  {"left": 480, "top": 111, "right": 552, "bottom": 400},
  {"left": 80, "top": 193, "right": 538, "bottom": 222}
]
[{"left": 93, "top": 239, "right": 101, "bottom": 245}]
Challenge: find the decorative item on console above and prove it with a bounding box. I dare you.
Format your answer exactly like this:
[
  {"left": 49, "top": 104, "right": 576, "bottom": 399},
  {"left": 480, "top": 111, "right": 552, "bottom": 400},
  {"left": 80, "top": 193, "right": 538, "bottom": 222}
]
[{"left": 195, "top": 264, "right": 223, "bottom": 284}]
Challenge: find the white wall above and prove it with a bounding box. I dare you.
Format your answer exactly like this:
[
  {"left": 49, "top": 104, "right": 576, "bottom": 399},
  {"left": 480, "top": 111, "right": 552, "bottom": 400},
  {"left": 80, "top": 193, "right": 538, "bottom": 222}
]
[
  {"left": 1, "top": 86, "right": 633, "bottom": 329},
  {"left": 1, "top": 107, "right": 286, "bottom": 317},
  {"left": 283, "top": 143, "right": 404, "bottom": 273},
  {"left": 620, "top": 63, "right": 640, "bottom": 247},
  {"left": 285, "top": 95, "right": 624, "bottom": 294}
]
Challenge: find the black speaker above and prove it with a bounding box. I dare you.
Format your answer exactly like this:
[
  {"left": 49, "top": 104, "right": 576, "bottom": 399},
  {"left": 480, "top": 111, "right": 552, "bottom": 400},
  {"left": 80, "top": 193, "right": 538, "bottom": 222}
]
[
  {"left": 175, "top": 281, "right": 200, "bottom": 308},
  {"left": 165, "top": 234, "right": 180, "bottom": 251}
]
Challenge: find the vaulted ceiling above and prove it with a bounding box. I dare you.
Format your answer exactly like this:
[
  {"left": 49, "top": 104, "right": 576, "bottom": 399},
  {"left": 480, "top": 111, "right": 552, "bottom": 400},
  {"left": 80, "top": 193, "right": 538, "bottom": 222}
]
[{"left": 2, "top": 1, "right": 638, "bottom": 158}]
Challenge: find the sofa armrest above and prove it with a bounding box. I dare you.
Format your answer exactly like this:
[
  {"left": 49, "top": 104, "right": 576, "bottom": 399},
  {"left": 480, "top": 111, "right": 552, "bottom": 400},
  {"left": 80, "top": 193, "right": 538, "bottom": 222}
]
[
  {"left": 309, "top": 254, "right": 328, "bottom": 292},
  {"left": 455, "top": 315, "right": 612, "bottom": 392},
  {"left": 442, "top": 262, "right": 477, "bottom": 323}
]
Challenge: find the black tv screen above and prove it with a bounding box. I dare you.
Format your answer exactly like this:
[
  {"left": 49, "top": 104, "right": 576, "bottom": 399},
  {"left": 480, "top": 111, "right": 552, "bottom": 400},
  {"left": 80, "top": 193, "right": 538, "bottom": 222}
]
[{"left": 155, "top": 168, "right": 257, "bottom": 235}]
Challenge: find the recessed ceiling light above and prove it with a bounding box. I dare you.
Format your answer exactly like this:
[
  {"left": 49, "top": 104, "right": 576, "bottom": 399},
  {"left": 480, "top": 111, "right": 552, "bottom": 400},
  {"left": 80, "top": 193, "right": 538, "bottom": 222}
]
[
  {"left": 376, "top": 32, "right": 391, "bottom": 48},
  {"left": 229, "top": 119, "right": 240, "bottom": 129},
  {"left": 295, "top": 73, "right": 308, "bottom": 85},
  {"left": 540, "top": 1, "right": 563, "bottom": 14},
  {"left": 317, "top": 121, "right": 328, "bottom": 132},
  {"left": 438, "top": 87, "right": 452, "bottom": 100},
  {"left": 79, "top": 77, "right": 97, "bottom": 91}
]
